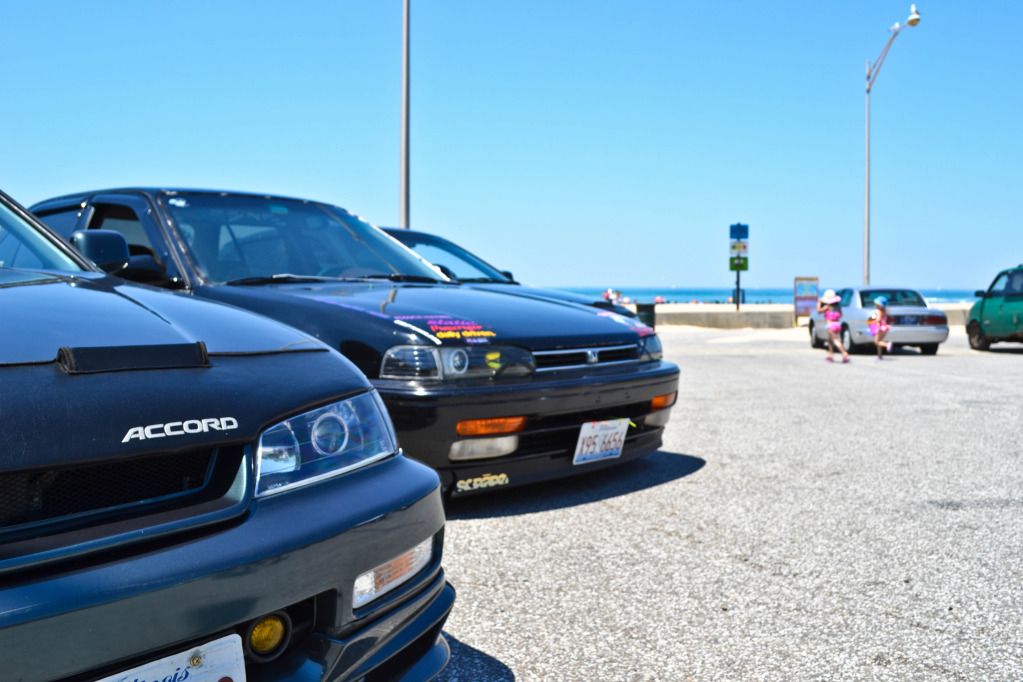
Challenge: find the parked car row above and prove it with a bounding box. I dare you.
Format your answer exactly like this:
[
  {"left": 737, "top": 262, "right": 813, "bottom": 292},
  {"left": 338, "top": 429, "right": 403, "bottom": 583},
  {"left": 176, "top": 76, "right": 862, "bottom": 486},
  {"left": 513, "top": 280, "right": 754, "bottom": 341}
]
[{"left": 2, "top": 186, "right": 679, "bottom": 682}]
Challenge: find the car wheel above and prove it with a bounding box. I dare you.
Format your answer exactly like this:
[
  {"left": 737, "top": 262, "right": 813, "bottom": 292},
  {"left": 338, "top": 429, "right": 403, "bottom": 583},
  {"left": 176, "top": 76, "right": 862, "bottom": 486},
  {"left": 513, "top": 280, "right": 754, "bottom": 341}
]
[
  {"left": 967, "top": 322, "right": 990, "bottom": 351},
  {"left": 919, "top": 343, "right": 939, "bottom": 355},
  {"left": 809, "top": 322, "right": 824, "bottom": 349},
  {"left": 841, "top": 325, "right": 858, "bottom": 354}
]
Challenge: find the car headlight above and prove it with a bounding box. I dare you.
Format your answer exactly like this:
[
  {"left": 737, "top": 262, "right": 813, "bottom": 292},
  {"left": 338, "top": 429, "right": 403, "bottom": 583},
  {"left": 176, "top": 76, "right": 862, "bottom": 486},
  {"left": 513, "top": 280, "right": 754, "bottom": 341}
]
[
  {"left": 380, "top": 345, "right": 534, "bottom": 380},
  {"left": 256, "top": 390, "right": 397, "bottom": 497},
  {"left": 639, "top": 334, "right": 663, "bottom": 361}
]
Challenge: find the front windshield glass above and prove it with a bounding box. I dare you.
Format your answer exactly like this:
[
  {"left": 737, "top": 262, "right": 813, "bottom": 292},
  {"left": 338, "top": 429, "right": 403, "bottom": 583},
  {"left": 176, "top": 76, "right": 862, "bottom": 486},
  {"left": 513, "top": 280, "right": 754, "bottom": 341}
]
[
  {"left": 394, "top": 233, "right": 511, "bottom": 283},
  {"left": 160, "top": 193, "right": 447, "bottom": 284},
  {"left": 860, "top": 289, "right": 926, "bottom": 307},
  {"left": 0, "top": 200, "right": 82, "bottom": 273}
]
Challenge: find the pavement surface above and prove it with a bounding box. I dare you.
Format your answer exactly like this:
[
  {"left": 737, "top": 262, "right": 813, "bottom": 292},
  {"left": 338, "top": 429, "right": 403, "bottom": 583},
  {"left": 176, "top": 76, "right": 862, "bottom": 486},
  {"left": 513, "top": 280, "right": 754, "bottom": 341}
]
[{"left": 437, "top": 326, "right": 1023, "bottom": 681}]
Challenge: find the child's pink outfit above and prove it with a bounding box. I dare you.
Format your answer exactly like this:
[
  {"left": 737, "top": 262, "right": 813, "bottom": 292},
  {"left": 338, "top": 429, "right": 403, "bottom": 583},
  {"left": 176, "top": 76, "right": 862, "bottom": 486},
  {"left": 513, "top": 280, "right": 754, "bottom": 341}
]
[
  {"left": 869, "top": 312, "right": 890, "bottom": 337},
  {"left": 825, "top": 309, "right": 842, "bottom": 333}
]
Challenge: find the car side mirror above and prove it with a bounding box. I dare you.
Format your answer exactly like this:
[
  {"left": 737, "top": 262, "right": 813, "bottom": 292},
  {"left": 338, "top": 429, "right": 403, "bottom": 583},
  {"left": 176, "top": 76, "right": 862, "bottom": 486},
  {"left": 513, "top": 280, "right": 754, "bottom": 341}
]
[
  {"left": 434, "top": 263, "right": 458, "bottom": 280},
  {"left": 69, "top": 229, "right": 129, "bottom": 273},
  {"left": 122, "top": 254, "right": 171, "bottom": 284},
  {"left": 500, "top": 270, "right": 516, "bottom": 282},
  {"left": 974, "top": 290, "right": 987, "bottom": 298}
]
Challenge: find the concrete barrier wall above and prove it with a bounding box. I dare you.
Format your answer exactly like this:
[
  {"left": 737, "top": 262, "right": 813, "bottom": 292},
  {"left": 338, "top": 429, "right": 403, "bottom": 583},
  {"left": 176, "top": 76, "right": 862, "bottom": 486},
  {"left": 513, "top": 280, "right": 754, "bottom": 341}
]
[{"left": 630, "top": 302, "right": 973, "bottom": 330}]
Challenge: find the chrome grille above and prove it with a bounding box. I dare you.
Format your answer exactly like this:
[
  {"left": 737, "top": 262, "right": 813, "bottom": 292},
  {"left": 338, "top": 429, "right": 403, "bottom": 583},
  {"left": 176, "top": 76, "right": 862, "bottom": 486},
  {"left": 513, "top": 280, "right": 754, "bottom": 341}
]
[{"left": 532, "top": 344, "right": 640, "bottom": 372}]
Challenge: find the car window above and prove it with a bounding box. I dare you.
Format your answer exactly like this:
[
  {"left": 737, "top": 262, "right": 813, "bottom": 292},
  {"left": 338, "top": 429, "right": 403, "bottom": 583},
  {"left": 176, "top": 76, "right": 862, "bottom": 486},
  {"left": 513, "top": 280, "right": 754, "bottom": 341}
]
[
  {"left": 89, "top": 203, "right": 163, "bottom": 260},
  {"left": 860, "top": 289, "right": 926, "bottom": 307},
  {"left": 1007, "top": 271, "right": 1023, "bottom": 294},
  {"left": 402, "top": 241, "right": 497, "bottom": 281},
  {"left": 35, "top": 207, "right": 81, "bottom": 238},
  {"left": 839, "top": 289, "right": 853, "bottom": 306},
  {"left": 988, "top": 273, "right": 1010, "bottom": 296},
  {"left": 160, "top": 193, "right": 446, "bottom": 283},
  {"left": 0, "top": 201, "right": 82, "bottom": 272},
  {"left": 392, "top": 233, "right": 511, "bottom": 283}
]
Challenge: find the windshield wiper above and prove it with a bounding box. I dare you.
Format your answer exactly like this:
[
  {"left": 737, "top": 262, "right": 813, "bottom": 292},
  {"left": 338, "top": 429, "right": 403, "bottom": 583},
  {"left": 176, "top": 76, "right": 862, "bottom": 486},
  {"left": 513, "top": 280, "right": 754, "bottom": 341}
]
[
  {"left": 457, "top": 277, "right": 512, "bottom": 284},
  {"left": 225, "top": 274, "right": 351, "bottom": 285},
  {"left": 360, "top": 273, "right": 453, "bottom": 284}
]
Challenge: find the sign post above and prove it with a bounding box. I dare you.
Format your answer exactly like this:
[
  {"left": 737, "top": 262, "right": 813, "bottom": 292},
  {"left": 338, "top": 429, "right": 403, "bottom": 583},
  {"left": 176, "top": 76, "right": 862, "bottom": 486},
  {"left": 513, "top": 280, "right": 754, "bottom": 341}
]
[
  {"left": 729, "top": 223, "right": 749, "bottom": 311},
  {"left": 793, "top": 277, "right": 820, "bottom": 325}
]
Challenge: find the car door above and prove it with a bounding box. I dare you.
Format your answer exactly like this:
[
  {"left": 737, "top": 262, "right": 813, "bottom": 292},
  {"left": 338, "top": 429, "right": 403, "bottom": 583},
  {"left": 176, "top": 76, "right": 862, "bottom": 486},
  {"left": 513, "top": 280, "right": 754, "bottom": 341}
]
[
  {"left": 83, "top": 193, "right": 186, "bottom": 287},
  {"left": 991, "top": 270, "right": 1023, "bottom": 337}
]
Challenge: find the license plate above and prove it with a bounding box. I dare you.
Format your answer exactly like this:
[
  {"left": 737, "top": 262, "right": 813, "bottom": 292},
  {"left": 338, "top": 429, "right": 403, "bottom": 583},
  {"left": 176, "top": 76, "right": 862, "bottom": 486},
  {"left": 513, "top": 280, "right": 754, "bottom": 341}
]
[
  {"left": 96, "top": 633, "right": 246, "bottom": 682},
  {"left": 573, "top": 418, "right": 630, "bottom": 465}
]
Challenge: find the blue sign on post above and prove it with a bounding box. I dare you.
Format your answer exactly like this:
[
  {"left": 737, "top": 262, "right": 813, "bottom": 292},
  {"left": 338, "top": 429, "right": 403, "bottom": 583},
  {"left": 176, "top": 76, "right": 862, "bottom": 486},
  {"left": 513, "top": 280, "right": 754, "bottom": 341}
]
[{"left": 730, "top": 223, "right": 749, "bottom": 240}]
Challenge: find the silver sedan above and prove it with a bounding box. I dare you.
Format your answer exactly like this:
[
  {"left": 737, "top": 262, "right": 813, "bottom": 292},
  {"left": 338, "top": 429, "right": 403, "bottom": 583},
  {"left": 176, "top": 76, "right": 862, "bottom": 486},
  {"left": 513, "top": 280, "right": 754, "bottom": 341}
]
[{"left": 809, "top": 287, "right": 949, "bottom": 355}]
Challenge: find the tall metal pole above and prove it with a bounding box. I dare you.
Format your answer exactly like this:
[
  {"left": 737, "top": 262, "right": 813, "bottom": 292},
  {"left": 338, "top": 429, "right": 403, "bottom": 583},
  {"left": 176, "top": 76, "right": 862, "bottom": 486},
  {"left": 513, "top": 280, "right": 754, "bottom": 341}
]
[
  {"left": 864, "top": 67, "right": 871, "bottom": 286},
  {"left": 400, "top": 0, "right": 411, "bottom": 229}
]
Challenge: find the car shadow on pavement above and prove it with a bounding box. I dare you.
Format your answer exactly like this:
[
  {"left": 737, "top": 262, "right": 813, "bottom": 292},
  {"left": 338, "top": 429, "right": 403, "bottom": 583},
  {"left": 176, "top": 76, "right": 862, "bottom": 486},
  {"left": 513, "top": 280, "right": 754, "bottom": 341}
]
[
  {"left": 438, "top": 633, "right": 516, "bottom": 681},
  {"left": 446, "top": 450, "right": 705, "bottom": 520}
]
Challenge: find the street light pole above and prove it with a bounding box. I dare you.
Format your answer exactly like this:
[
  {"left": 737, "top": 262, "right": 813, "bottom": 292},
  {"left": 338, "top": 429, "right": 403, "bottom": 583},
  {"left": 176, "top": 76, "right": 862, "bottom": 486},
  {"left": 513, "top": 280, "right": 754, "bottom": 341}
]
[
  {"left": 400, "top": 0, "right": 411, "bottom": 229},
  {"left": 863, "top": 4, "right": 920, "bottom": 285}
]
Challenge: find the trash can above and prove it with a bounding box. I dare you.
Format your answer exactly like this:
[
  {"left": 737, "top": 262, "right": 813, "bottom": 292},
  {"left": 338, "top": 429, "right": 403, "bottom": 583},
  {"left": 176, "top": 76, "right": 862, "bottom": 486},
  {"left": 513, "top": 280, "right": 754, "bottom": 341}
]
[{"left": 635, "top": 303, "right": 656, "bottom": 329}]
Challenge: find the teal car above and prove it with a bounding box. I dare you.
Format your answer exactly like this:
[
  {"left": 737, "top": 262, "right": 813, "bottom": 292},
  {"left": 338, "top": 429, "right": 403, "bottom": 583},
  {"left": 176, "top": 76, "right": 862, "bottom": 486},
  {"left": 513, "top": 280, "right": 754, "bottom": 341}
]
[{"left": 968, "top": 265, "right": 1023, "bottom": 350}]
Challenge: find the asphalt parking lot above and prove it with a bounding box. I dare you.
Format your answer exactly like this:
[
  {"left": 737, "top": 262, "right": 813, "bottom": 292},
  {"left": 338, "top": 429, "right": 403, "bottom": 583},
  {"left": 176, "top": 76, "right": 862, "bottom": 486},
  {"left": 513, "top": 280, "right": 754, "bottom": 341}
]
[{"left": 438, "top": 325, "right": 1023, "bottom": 681}]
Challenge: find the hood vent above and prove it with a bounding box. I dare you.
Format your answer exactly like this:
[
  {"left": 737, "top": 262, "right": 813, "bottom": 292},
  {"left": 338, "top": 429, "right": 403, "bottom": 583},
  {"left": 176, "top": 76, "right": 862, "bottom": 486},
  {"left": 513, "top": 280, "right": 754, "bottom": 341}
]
[{"left": 57, "top": 342, "right": 210, "bottom": 375}]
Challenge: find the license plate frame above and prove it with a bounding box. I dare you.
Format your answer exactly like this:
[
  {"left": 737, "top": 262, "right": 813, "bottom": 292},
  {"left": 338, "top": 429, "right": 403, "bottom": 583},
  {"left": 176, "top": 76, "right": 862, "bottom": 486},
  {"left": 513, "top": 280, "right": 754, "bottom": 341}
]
[
  {"left": 95, "top": 633, "right": 246, "bottom": 682},
  {"left": 573, "top": 418, "right": 630, "bottom": 465}
]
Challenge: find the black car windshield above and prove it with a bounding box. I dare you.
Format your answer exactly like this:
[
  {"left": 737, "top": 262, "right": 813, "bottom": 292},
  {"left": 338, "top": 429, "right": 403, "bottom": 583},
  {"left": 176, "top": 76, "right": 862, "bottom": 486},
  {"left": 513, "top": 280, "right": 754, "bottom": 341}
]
[
  {"left": 860, "top": 289, "right": 927, "bottom": 307},
  {"left": 389, "top": 231, "right": 512, "bottom": 283},
  {"left": 0, "top": 199, "right": 82, "bottom": 273},
  {"left": 160, "top": 193, "right": 448, "bottom": 284}
]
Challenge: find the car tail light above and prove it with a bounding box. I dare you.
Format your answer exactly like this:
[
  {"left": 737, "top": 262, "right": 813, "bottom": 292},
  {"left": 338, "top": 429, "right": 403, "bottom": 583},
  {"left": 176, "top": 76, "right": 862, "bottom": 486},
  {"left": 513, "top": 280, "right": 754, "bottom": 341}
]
[
  {"left": 456, "top": 416, "right": 527, "bottom": 437},
  {"left": 924, "top": 314, "right": 947, "bottom": 325}
]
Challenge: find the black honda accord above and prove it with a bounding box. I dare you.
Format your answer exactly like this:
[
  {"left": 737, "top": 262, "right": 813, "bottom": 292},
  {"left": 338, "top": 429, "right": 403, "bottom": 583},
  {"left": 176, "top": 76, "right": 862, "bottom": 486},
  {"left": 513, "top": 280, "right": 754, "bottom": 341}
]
[
  {"left": 2, "top": 190, "right": 453, "bottom": 681},
  {"left": 30, "top": 189, "right": 680, "bottom": 496}
]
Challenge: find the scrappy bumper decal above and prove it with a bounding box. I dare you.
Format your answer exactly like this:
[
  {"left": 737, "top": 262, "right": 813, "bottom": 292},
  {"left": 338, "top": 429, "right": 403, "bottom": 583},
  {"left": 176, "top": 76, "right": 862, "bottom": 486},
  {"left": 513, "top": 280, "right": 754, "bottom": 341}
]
[{"left": 394, "top": 315, "right": 497, "bottom": 344}]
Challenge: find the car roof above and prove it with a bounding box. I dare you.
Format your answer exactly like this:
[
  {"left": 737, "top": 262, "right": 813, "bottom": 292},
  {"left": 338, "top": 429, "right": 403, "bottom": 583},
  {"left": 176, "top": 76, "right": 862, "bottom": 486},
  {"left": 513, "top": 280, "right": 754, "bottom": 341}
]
[{"left": 30, "top": 187, "right": 349, "bottom": 213}]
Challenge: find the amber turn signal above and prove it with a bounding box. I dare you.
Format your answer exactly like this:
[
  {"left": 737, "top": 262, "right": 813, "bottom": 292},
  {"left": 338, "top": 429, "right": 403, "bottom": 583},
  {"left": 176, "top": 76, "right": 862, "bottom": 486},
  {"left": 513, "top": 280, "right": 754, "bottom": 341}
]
[
  {"left": 456, "top": 416, "right": 527, "bottom": 437},
  {"left": 651, "top": 392, "right": 677, "bottom": 411}
]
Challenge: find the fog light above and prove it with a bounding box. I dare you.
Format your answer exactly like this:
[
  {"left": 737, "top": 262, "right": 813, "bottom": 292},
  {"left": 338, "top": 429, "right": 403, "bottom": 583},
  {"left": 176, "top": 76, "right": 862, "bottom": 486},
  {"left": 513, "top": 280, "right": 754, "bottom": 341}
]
[
  {"left": 353, "top": 537, "right": 433, "bottom": 608},
  {"left": 651, "top": 392, "right": 677, "bottom": 410},
  {"left": 449, "top": 435, "right": 519, "bottom": 461},
  {"left": 456, "top": 416, "right": 527, "bottom": 437},
  {"left": 245, "top": 612, "right": 291, "bottom": 661},
  {"left": 645, "top": 409, "right": 671, "bottom": 427}
]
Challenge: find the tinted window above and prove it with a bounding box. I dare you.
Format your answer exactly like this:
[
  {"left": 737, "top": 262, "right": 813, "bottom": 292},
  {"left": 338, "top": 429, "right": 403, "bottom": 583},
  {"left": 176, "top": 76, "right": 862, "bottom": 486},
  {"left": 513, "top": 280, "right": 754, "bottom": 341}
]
[
  {"left": 89, "top": 204, "right": 158, "bottom": 257},
  {"left": 1006, "top": 271, "right": 1023, "bottom": 294},
  {"left": 860, "top": 289, "right": 926, "bottom": 307},
  {"left": 839, "top": 289, "right": 853, "bottom": 306},
  {"left": 397, "top": 236, "right": 508, "bottom": 282},
  {"left": 36, "top": 207, "right": 81, "bottom": 237},
  {"left": 0, "top": 201, "right": 82, "bottom": 272},
  {"left": 161, "top": 194, "right": 446, "bottom": 283}
]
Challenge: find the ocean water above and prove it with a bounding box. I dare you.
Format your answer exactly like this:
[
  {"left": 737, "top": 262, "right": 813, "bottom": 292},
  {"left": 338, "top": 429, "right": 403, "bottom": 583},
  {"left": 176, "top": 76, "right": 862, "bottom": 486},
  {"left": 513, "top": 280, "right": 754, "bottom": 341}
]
[{"left": 558, "top": 287, "right": 977, "bottom": 305}]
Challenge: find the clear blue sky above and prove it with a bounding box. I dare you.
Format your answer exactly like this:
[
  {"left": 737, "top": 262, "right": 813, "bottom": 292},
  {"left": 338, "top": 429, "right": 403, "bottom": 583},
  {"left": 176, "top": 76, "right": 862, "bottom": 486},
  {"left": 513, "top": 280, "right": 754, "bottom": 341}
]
[{"left": 2, "top": 1, "right": 1020, "bottom": 290}]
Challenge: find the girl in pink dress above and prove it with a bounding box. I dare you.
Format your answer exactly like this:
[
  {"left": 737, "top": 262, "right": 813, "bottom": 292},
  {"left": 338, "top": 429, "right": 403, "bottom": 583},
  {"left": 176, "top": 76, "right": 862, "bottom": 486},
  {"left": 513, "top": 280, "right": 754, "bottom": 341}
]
[
  {"left": 817, "top": 289, "right": 849, "bottom": 363},
  {"left": 868, "top": 295, "right": 894, "bottom": 359}
]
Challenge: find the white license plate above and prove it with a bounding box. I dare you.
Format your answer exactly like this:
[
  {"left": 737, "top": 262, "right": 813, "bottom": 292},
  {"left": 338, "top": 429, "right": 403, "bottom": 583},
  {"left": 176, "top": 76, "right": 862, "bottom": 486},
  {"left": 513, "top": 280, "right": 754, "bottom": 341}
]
[
  {"left": 573, "top": 418, "right": 630, "bottom": 465},
  {"left": 96, "top": 633, "right": 246, "bottom": 682}
]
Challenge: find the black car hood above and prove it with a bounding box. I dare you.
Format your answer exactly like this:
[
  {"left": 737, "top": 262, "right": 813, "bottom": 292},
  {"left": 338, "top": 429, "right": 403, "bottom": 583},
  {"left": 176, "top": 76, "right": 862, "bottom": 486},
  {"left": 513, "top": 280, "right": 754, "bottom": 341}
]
[
  {"left": 201, "top": 281, "right": 653, "bottom": 351},
  {"left": 1, "top": 270, "right": 369, "bottom": 470},
  {"left": 1, "top": 271, "right": 323, "bottom": 365}
]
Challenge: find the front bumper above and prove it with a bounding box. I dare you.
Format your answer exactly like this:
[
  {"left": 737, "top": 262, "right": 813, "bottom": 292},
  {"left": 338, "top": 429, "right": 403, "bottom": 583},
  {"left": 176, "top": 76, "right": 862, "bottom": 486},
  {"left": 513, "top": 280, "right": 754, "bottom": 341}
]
[
  {"left": 375, "top": 360, "right": 680, "bottom": 495},
  {"left": 0, "top": 455, "right": 453, "bottom": 682}
]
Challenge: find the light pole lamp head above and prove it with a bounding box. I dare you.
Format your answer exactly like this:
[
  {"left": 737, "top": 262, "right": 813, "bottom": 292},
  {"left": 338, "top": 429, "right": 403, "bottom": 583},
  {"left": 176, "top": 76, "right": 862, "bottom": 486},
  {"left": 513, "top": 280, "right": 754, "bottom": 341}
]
[{"left": 907, "top": 4, "right": 922, "bottom": 27}]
